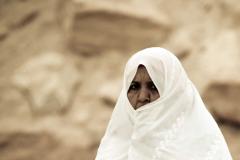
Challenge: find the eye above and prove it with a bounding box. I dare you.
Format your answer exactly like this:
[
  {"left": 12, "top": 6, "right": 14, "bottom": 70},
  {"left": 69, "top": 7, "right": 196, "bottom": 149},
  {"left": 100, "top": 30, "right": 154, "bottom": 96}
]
[
  {"left": 128, "top": 82, "right": 140, "bottom": 91},
  {"left": 148, "top": 82, "right": 158, "bottom": 91}
]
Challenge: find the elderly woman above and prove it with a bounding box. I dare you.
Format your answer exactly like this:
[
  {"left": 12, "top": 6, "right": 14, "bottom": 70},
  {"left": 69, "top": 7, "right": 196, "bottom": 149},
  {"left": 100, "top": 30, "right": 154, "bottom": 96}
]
[{"left": 95, "top": 48, "right": 232, "bottom": 160}]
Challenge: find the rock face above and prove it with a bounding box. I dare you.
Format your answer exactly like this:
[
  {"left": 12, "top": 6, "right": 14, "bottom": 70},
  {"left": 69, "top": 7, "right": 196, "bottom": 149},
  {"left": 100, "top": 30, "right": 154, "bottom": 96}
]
[
  {"left": 0, "top": 132, "right": 58, "bottom": 160},
  {"left": 0, "top": 131, "right": 97, "bottom": 160},
  {"left": 203, "top": 82, "right": 240, "bottom": 126},
  {"left": 63, "top": 1, "right": 172, "bottom": 56},
  {"left": 0, "top": 0, "right": 240, "bottom": 159},
  {"left": 98, "top": 79, "right": 122, "bottom": 107},
  {"left": 12, "top": 52, "right": 80, "bottom": 114}
]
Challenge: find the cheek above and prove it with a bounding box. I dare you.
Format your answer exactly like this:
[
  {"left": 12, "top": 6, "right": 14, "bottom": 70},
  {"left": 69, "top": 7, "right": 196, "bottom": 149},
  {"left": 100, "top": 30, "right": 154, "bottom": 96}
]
[
  {"left": 127, "top": 92, "right": 138, "bottom": 106},
  {"left": 151, "top": 92, "right": 160, "bottom": 101}
]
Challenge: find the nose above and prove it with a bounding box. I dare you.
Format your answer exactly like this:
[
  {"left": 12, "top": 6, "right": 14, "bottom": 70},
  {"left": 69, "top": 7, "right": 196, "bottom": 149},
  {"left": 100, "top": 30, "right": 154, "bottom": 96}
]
[{"left": 137, "top": 87, "right": 150, "bottom": 107}]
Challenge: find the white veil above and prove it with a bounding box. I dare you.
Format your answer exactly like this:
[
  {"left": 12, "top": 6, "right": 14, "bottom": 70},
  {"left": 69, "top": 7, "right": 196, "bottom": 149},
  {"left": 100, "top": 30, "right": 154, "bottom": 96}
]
[{"left": 95, "top": 47, "right": 232, "bottom": 160}]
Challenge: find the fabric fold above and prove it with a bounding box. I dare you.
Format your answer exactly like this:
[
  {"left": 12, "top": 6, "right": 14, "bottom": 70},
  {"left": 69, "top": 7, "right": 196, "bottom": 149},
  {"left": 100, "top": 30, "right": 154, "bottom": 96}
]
[{"left": 95, "top": 47, "right": 232, "bottom": 160}]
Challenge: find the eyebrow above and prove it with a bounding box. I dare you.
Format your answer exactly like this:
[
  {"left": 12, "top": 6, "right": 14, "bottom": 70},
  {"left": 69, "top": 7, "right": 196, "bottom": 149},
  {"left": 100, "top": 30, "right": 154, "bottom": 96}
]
[{"left": 131, "top": 80, "right": 154, "bottom": 83}]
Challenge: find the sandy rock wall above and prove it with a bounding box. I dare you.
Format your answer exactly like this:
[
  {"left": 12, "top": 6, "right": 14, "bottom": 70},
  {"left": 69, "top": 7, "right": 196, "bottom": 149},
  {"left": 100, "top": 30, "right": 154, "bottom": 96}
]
[{"left": 0, "top": 0, "right": 239, "bottom": 159}]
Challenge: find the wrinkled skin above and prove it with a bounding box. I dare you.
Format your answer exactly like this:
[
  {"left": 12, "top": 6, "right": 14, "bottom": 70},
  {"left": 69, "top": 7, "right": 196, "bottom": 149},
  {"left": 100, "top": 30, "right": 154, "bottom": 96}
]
[{"left": 127, "top": 65, "right": 160, "bottom": 110}]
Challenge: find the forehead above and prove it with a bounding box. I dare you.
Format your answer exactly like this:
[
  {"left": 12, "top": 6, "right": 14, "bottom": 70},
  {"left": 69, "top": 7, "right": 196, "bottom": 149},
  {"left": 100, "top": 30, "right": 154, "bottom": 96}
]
[{"left": 132, "top": 65, "right": 152, "bottom": 82}]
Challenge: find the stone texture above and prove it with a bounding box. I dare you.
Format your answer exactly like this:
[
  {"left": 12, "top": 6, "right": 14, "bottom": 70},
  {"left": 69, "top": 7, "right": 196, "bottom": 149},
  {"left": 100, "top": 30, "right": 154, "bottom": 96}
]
[
  {"left": 182, "top": 30, "right": 240, "bottom": 93},
  {"left": 64, "top": 2, "right": 172, "bottom": 56},
  {"left": 98, "top": 79, "right": 122, "bottom": 107},
  {"left": 0, "top": 0, "right": 239, "bottom": 159},
  {"left": 0, "top": 132, "right": 58, "bottom": 160},
  {"left": 0, "top": 131, "right": 97, "bottom": 160},
  {"left": 12, "top": 52, "right": 80, "bottom": 115},
  {"left": 203, "top": 82, "right": 240, "bottom": 125}
]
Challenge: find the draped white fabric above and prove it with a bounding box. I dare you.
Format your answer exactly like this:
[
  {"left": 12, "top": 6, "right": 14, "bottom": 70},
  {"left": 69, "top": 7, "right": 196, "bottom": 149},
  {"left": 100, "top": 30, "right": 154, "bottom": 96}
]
[{"left": 95, "top": 47, "right": 232, "bottom": 160}]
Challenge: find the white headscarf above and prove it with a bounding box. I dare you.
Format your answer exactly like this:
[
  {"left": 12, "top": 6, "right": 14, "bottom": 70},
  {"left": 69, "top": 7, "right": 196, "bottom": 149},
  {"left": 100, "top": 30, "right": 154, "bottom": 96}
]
[{"left": 95, "top": 47, "right": 232, "bottom": 160}]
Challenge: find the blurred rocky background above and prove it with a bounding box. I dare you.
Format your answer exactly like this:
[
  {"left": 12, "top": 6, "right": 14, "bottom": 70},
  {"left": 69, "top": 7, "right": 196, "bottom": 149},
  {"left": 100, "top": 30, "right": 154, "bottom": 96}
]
[{"left": 0, "top": 0, "right": 239, "bottom": 159}]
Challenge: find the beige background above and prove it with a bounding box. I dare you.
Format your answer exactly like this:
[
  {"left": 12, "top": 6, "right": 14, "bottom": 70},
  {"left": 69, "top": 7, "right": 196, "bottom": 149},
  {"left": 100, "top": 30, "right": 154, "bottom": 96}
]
[{"left": 0, "top": 0, "right": 239, "bottom": 159}]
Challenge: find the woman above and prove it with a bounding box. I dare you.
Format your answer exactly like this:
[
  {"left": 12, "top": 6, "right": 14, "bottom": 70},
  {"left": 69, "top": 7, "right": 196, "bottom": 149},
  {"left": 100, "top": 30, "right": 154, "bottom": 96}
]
[{"left": 95, "top": 47, "right": 232, "bottom": 160}]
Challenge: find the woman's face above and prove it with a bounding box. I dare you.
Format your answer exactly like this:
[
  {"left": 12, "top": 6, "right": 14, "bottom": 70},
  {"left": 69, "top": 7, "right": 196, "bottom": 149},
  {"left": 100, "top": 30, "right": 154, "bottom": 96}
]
[{"left": 127, "top": 65, "right": 160, "bottom": 109}]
